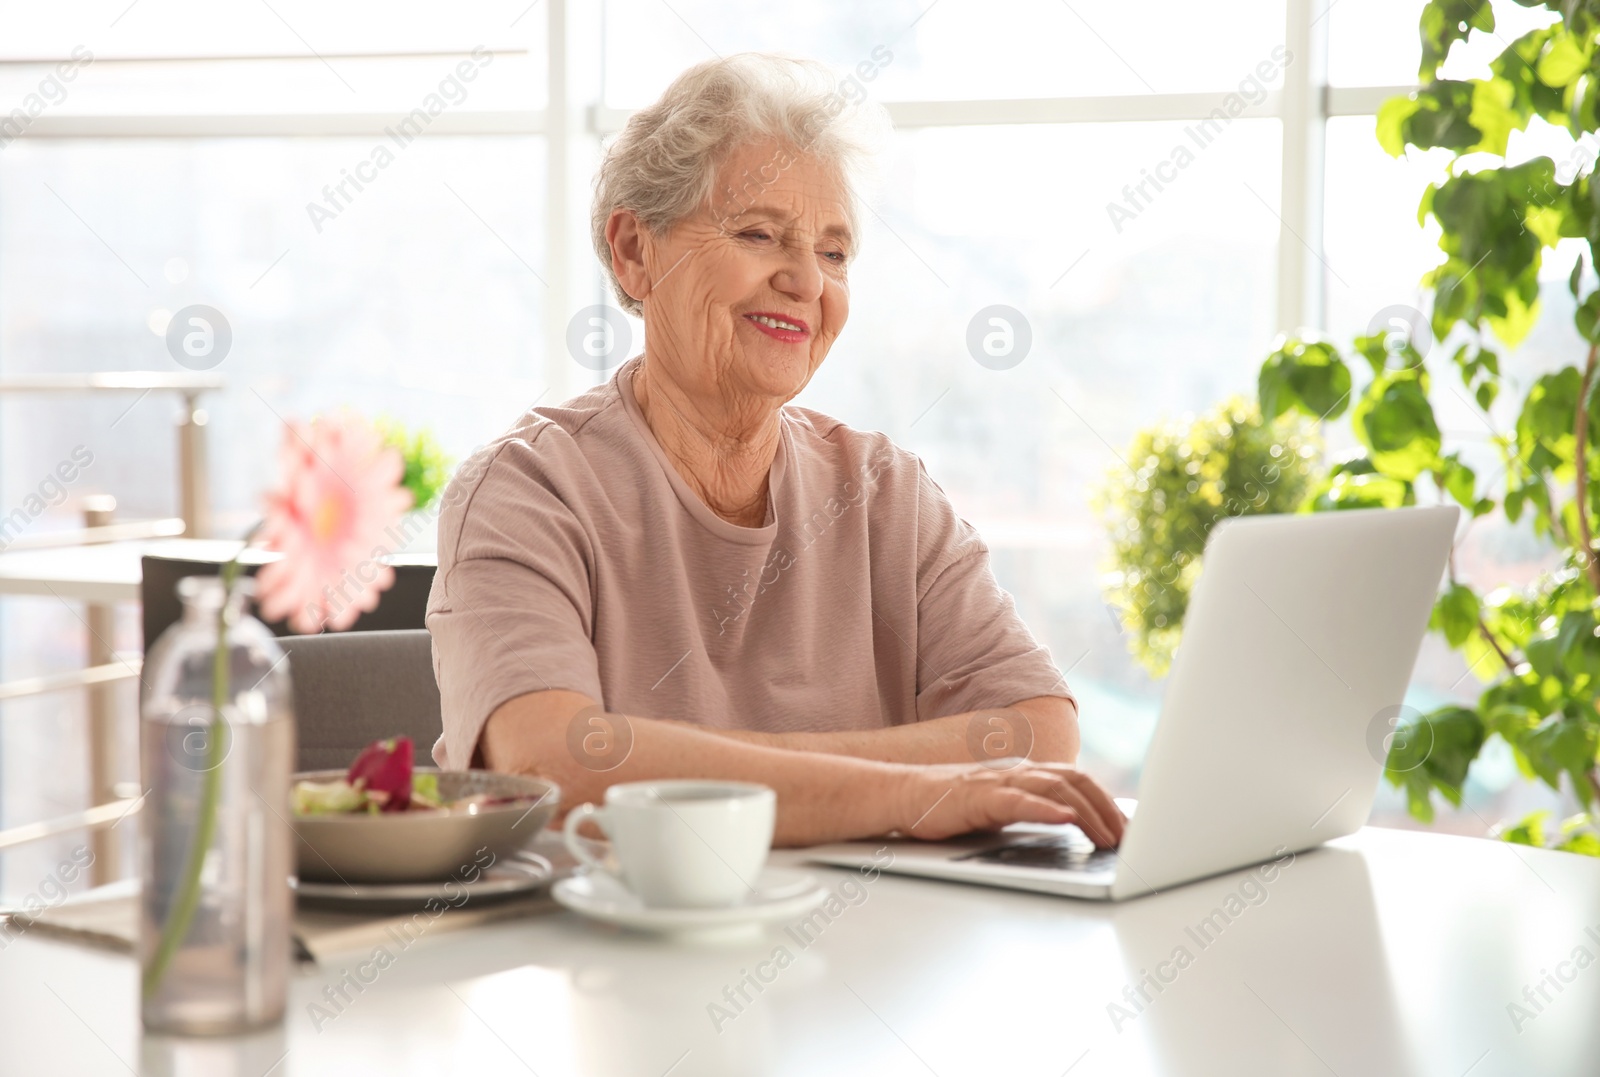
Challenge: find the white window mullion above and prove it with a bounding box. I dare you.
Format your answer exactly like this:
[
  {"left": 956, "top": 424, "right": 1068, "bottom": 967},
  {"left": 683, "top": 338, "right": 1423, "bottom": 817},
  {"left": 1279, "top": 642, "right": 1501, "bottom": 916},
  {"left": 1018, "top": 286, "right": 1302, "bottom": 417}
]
[
  {"left": 1277, "top": 0, "right": 1330, "bottom": 335},
  {"left": 544, "top": 0, "right": 574, "bottom": 404}
]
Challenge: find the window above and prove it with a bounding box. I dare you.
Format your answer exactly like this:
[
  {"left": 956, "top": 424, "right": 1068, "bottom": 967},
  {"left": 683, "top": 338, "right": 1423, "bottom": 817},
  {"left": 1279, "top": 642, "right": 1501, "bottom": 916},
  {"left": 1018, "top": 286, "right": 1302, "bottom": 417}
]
[
  {"left": 0, "top": 7, "right": 546, "bottom": 895},
  {"left": 603, "top": 0, "right": 1288, "bottom": 103},
  {"left": 3, "top": 1, "right": 1565, "bottom": 895}
]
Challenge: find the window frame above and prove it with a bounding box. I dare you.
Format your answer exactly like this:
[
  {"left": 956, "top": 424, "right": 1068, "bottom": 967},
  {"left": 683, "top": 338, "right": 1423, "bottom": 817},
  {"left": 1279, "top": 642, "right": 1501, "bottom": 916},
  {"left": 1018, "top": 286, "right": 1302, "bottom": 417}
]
[{"left": 0, "top": 0, "right": 1416, "bottom": 403}]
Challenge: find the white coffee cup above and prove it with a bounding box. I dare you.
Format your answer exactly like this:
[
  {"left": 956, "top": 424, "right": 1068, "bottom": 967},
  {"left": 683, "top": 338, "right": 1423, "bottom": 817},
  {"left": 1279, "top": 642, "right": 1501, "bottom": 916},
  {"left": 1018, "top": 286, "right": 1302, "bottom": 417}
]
[{"left": 562, "top": 780, "right": 776, "bottom": 909}]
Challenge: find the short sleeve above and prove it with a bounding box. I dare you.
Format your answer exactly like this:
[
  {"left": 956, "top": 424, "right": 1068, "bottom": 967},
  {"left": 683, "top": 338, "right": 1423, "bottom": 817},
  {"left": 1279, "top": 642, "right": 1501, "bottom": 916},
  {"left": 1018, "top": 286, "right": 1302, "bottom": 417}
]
[
  {"left": 426, "top": 439, "right": 604, "bottom": 769},
  {"left": 910, "top": 462, "right": 1071, "bottom": 721}
]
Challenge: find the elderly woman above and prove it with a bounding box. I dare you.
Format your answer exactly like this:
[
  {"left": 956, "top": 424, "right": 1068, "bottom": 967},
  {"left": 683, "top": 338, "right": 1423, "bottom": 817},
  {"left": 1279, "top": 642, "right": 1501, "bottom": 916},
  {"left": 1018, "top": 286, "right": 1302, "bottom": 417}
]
[{"left": 427, "top": 53, "right": 1124, "bottom": 849}]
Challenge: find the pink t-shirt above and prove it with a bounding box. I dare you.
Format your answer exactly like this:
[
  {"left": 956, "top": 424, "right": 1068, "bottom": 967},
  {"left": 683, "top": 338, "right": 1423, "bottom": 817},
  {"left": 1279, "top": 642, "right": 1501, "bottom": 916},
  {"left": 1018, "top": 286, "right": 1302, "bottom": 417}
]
[{"left": 427, "top": 359, "right": 1070, "bottom": 769}]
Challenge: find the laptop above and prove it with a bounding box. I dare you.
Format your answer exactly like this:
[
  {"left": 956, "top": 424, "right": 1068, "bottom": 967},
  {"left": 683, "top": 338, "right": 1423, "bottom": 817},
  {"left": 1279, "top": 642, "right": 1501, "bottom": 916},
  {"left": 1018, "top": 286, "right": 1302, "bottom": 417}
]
[{"left": 806, "top": 505, "right": 1459, "bottom": 900}]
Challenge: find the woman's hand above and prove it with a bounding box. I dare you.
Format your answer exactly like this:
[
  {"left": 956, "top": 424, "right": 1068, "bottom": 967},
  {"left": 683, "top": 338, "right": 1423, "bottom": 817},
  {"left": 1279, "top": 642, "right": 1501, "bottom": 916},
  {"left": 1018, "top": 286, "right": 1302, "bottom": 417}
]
[
  {"left": 890, "top": 761, "right": 1127, "bottom": 847},
  {"left": 482, "top": 690, "right": 1126, "bottom": 848}
]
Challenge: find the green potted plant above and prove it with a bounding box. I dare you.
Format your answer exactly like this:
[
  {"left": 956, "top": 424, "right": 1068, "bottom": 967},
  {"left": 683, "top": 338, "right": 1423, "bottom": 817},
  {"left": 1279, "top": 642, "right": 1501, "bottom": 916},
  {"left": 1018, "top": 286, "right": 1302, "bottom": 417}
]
[
  {"left": 1096, "top": 396, "right": 1320, "bottom": 677},
  {"left": 1248, "top": 0, "right": 1600, "bottom": 854}
]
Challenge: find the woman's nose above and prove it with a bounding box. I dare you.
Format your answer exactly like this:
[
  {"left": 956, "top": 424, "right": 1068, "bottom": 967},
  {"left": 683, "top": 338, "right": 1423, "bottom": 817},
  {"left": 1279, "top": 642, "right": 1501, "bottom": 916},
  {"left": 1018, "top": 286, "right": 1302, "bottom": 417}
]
[{"left": 772, "top": 242, "right": 824, "bottom": 303}]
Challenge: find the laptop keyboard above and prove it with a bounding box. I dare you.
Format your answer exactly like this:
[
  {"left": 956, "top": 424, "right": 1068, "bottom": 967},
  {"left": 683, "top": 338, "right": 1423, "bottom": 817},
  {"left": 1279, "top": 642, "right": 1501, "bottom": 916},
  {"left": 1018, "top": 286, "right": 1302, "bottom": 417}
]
[{"left": 954, "top": 835, "right": 1120, "bottom": 873}]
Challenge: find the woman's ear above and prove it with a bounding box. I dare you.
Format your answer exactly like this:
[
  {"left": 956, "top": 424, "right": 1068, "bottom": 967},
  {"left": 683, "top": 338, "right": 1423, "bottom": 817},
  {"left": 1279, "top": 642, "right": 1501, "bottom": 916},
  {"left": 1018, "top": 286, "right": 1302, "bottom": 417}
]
[{"left": 606, "top": 209, "right": 651, "bottom": 305}]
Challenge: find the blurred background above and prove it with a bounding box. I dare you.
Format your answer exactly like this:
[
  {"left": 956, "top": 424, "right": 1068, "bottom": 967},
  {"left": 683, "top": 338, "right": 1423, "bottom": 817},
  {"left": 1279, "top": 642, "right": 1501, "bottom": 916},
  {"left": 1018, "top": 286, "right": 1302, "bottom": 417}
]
[{"left": 0, "top": 0, "right": 1578, "bottom": 899}]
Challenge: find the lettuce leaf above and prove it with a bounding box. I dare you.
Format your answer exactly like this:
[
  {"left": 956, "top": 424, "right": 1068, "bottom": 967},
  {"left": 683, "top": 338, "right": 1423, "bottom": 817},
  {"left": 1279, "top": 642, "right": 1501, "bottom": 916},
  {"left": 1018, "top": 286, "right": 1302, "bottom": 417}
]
[
  {"left": 411, "top": 772, "right": 441, "bottom": 809},
  {"left": 291, "top": 778, "right": 367, "bottom": 816}
]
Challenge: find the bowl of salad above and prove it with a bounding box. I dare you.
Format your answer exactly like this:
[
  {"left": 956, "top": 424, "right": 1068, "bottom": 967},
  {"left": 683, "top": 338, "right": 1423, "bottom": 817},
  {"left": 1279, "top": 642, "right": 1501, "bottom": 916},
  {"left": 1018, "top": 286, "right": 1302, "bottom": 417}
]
[{"left": 292, "top": 736, "right": 560, "bottom": 884}]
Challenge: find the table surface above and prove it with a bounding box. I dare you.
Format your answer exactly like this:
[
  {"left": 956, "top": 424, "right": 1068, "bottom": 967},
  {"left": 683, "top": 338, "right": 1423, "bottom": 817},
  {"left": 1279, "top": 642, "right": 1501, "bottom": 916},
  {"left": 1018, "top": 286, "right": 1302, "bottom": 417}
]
[
  {"left": 0, "top": 538, "right": 249, "bottom": 604},
  {"left": 0, "top": 538, "right": 435, "bottom": 604},
  {"left": 1, "top": 826, "right": 1595, "bottom": 1076}
]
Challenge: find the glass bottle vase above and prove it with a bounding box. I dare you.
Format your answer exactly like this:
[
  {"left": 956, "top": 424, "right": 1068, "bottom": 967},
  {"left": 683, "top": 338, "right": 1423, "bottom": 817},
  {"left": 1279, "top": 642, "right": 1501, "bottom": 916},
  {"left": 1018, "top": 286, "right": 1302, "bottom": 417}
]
[{"left": 139, "top": 575, "right": 295, "bottom": 1034}]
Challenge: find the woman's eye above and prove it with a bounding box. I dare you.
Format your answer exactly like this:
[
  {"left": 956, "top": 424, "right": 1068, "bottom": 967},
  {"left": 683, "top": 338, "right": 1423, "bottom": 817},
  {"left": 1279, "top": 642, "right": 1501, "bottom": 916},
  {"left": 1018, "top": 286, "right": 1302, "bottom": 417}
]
[
  {"left": 740, "top": 231, "right": 772, "bottom": 242},
  {"left": 821, "top": 251, "right": 847, "bottom": 263}
]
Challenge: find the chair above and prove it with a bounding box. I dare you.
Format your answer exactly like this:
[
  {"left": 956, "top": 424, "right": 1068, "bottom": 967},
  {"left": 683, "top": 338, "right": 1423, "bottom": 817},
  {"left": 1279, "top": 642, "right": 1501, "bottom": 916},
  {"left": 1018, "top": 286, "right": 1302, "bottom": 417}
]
[
  {"left": 140, "top": 554, "right": 436, "bottom": 652},
  {"left": 276, "top": 630, "right": 443, "bottom": 771}
]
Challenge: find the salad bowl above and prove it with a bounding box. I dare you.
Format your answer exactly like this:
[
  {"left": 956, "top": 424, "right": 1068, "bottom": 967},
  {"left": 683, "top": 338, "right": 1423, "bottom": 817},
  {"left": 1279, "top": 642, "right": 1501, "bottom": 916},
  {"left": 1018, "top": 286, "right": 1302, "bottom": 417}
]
[{"left": 292, "top": 768, "right": 560, "bottom": 884}]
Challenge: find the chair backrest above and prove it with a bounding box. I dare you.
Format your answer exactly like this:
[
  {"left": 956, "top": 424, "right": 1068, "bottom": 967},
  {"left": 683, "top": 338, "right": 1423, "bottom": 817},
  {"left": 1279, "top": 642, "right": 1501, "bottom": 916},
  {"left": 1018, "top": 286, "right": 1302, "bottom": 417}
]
[
  {"left": 141, "top": 554, "right": 436, "bottom": 653},
  {"left": 276, "top": 629, "right": 443, "bottom": 772}
]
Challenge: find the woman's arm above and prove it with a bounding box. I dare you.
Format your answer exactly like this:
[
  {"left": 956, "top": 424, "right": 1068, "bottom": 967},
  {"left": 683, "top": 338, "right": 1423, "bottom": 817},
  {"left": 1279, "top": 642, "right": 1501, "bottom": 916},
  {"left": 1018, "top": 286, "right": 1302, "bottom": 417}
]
[
  {"left": 481, "top": 689, "right": 1122, "bottom": 847},
  {"left": 694, "top": 695, "right": 1079, "bottom": 766}
]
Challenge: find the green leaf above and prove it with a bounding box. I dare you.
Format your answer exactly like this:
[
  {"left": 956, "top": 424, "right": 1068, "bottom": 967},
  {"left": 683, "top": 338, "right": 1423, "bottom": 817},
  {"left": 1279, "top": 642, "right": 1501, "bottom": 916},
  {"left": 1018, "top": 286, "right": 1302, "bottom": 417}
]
[
  {"left": 291, "top": 778, "right": 367, "bottom": 816},
  {"left": 1305, "top": 455, "right": 1413, "bottom": 511},
  {"left": 1419, "top": 1, "right": 1495, "bottom": 80},
  {"left": 1555, "top": 813, "right": 1600, "bottom": 857},
  {"left": 1505, "top": 485, "right": 1526, "bottom": 522},
  {"left": 376, "top": 417, "right": 454, "bottom": 512},
  {"left": 1518, "top": 711, "right": 1600, "bottom": 806},
  {"left": 1440, "top": 455, "right": 1478, "bottom": 509},
  {"left": 1376, "top": 94, "right": 1422, "bottom": 157},
  {"left": 1259, "top": 338, "right": 1352, "bottom": 422},
  {"left": 1387, "top": 705, "right": 1487, "bottom": 822},
  {"left": 1537, "top": 31, "right": 1589, "bottom": 87},
  {"left": 1356, "top": 329, "right": 1427, "bottom": 377},
  {"left": 1431, "top": 582, "right": 1482, "bottom": 648},
  {"left": 1556, "top": 830, "right": 1600, "bottom": 856},
  {"left": 1422, "top": 161, "right": 1553, "bottom": 346},
  {"left": 1309, "top": 471, "right": 1413, "bottom": 511},
  {"left": 1353, "top": 370, "right": 1444, "bottom": 480},
  {"left": 1469, "top": 77, "right": 1519, "bottom": 155},
  {"left": 1400, "top": 80, "right": 1489, "bottom": 152},
  {"left": 1576, "top": 291, "right": 1600, "bottom": 343},
  {"left": 411, "top": 771, "right": 441, "bottom": 807},
  {"left": 1486, "top": 283, "right": 1542, "bottom": 349},
  {"left": 1451, "top": 342, "right": 1503, "bottom": 412},
  {"left": 1517, "top": 367, "right": 1585, "bottom": 474},
  {"left": 1525, "top": 205, "right": 1566, "bottom": 249},
  {"left": 1524, "top": 633, "right": 1561, "bottom": 678},
  {"left": 1553, "top": 609, "right": 1600, "bottom": 679},
  {"left": 1501, "top": 809, "right": 1550, "bottom": 847}
]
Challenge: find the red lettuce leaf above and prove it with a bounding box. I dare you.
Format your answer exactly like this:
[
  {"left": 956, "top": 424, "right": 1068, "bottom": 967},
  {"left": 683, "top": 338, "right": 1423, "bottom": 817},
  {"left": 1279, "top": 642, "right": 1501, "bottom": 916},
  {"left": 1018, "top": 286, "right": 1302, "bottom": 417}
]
[{"left": 346, "top": 736, "right": 414, "bottom": 812}]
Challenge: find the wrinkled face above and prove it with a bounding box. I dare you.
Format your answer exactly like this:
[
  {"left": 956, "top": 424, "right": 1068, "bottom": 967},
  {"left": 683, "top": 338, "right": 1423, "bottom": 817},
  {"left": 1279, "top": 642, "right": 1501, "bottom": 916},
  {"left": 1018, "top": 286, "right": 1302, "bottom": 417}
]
[{"left": 637, "top": 140, "right": 853, "bottom": 409}]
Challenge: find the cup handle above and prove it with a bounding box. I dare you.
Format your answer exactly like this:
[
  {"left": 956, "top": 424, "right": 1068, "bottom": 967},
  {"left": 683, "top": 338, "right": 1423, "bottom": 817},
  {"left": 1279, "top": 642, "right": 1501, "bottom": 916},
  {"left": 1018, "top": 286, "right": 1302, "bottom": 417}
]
[{"left": 563, "top": 803, "right": 618, "bottom": 879}]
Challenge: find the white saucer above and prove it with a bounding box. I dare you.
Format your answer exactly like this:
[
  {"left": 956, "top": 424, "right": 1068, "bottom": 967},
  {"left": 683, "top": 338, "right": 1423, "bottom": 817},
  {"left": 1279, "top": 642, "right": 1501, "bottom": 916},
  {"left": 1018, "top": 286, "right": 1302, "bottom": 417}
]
[
  {"left": 292, "top": 852, "right": 554, "bottom": 910},
  {"left": 552, "top": 867, "right": 829, "bottom": 940}
]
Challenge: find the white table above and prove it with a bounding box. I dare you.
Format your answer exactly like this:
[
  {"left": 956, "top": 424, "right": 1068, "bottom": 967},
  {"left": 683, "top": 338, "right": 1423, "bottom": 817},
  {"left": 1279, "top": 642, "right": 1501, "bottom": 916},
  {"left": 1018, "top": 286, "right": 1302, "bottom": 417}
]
[
  {"left": 0, "top": 539, "right": 439, "bottom": 604},
  {"left": 0, "top": 537, "right": 254, "bottom": 605},
  {"left": 1, "top": 827, "right": 1594, "bottom": 1076}
]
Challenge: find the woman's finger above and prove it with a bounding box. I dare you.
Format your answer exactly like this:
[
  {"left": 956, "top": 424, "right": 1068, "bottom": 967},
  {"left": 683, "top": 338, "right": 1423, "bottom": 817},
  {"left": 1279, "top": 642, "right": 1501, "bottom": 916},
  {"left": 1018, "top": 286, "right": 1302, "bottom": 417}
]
[
  {"left": 1055, "top": 770, "right": 1127, "bottom": 844},
  {"left": 1006, "top": 764, "right": 1127, "bottom": 844},
  {"left": 984, "top": 787, "right": 1080, "bottom": 830},
  {"left": 1009, "top": 770, "right": 1119, "bottom": 846}
]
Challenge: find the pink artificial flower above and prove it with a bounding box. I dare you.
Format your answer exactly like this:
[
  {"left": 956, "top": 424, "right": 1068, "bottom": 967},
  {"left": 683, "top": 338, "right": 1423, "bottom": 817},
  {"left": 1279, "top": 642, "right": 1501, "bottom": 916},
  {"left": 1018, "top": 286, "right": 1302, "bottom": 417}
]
[{"left": 254, "top": 413, "right": 413, "bottom": 634}]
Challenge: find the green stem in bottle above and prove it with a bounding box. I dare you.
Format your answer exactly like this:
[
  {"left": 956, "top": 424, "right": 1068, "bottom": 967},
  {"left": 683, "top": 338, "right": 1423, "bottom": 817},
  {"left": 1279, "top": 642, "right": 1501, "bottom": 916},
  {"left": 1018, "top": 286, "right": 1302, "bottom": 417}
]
[{"left": 142, "top": 539, "right": 256, "bottom": 1000}]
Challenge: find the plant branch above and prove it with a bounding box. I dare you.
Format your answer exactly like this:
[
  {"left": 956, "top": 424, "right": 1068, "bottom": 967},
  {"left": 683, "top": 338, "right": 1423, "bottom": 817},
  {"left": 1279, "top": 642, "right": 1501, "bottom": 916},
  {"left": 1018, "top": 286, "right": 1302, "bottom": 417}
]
[
  {"left": 1453, "top": 537, "right": 1518, "bottom": 676},
  {"left": 1575, "top": 341, "right": 1600, "bottom": 593},
  {"left": 1477, "top": 620, "right": 1518, "bottom": 675},
  {"left": 1545, "top": 475, "right": 1574, "bottom": 548}
]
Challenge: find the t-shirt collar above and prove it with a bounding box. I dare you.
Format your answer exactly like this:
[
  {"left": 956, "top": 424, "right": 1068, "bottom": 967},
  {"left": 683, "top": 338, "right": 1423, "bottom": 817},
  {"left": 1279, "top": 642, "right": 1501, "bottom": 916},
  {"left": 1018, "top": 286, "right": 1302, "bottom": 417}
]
[{"left": 615, "top": 356, "right": 787, "bottom": 545}]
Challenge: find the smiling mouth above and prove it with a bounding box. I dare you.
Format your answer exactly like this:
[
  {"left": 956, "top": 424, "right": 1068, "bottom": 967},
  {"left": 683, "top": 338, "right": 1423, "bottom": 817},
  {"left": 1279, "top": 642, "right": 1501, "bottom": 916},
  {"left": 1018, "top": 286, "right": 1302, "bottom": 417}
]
[
  {"left": 746, "top": 313, "right": 806, "bottom": 331},
  {"left": 743, "top": 312, "right": 810, "bottom": 341}
]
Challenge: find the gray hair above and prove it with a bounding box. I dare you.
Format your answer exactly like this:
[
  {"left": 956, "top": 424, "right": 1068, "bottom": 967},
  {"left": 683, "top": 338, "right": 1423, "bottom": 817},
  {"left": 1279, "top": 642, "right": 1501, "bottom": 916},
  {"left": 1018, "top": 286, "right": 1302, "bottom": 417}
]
[{"left": 590, "top": 52, "right": 890, "bottom": 316}]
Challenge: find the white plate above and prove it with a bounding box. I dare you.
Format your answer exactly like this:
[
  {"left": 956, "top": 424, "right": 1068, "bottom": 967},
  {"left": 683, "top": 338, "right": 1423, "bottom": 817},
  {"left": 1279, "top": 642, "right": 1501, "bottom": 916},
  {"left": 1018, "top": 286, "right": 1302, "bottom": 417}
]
[
  {"left": 292, "top": 852, "right": 554, "bottom": 910},
  {"left": 553, "top": 867, "right": 829, "bottom": 940}
]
